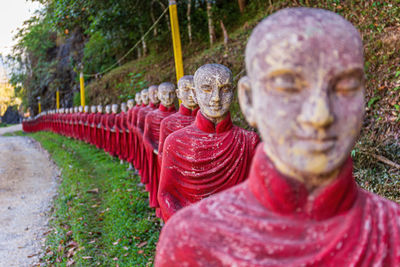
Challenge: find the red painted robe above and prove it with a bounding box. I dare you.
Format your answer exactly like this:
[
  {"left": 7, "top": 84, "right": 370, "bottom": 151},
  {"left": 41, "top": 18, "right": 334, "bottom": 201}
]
[
  {"left": 116, "top": 111, "right": 129, "bottom": 161},
  {"left": 87, "top": 113, "right": 95, "bottom": 144},
  {"left": 143, "top": 104, "right": 176, "bottom": 208},
  {"left": 156, "top": 145, "right": 400, "bottom": 266},
  {"left": 136, "top": 103, "right": 159, "bottom": 182},
  {"left": 158, "top": 105, "right": 199, "bottom": 160},
  {"left": 105, "top": 113, "right": 117, "bottom": 156},
  {"left": 128, "top": 104, "right": 143, "bottom": 166},
  {"left": 158, "top": 111, "right": 260, "bottom": 221},
  {"left": 93, "top": 112, "right": 102, "bottom": 148},
  {"left": 99, "top": 113, "right": 108, "bottom": 150}
]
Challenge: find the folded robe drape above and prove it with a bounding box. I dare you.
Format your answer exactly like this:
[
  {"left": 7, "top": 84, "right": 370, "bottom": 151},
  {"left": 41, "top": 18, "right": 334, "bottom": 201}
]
[
  {"left": 143, "top": 104, "right": 176, "bottom": 208},
  {"left": 158, "top": 105, "right": 199, "bottom": 160},
  {"left": 156, "top": 145, "right": 400, "bottom": 266},
  {"left": 128, "top": 104, "right": 143, "bottom": 167},
  {"left": 158, "top": 111, "right": 260, "bottom": 221},
  {"left": 93, "top": 112, "right": 102, "bottom": 147},
  {"left": 136, "top": 103, "right": 159, "bottom": 182},
  {"left": 105, "top": 113, "right": 117, "bottom": 156}
]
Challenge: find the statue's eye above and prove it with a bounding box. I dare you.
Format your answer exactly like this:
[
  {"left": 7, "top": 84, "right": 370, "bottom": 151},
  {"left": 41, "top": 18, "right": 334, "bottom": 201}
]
[
  {"left": 270, "top": 74, "right": 301, "bottom": 93},
  {"left": 201, "top": 85, "right": 212, "bottom": 92},
  {"left": 334, "top": 78, "right": 361, "bottom": 94},
  {"left": 221, "top": 85, "right": 231, "bottom": 93}
]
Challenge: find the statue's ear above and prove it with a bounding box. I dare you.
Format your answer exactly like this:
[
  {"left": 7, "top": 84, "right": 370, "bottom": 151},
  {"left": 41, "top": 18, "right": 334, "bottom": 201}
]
[
  {"left": 175, "top": 89, "right": 180, "bottom": 99},
  {"left": 190, "top": 87, "right": 198, "bottom": 105},
  {"left": 238, "top": 76, "right": 257, "bottom": 127}
]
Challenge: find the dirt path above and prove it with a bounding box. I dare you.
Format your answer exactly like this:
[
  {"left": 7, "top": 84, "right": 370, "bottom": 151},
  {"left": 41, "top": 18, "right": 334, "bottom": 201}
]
[
  {"left": 0, "top": 132, "right": 59, "bottom": 266},
  {"left": 0, "top": 124, "right": 22, "bottom": 136}
]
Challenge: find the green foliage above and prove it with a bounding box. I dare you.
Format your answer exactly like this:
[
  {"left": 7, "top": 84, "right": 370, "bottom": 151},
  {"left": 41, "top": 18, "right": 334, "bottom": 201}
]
[
  {"left": 16, "top": 131, "right": 161, "bottom": 266},
  {"left": 117, "top": 72, "right": 149, "bottom": 101}
]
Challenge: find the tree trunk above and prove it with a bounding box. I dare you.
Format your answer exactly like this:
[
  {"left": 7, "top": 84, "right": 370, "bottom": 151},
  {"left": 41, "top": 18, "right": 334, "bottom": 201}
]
[
  {"left": 150, "top": 4, "right": 158, "bottom": 37},
  {"left": 187, "top": 0, "right": 193, "bottom": 43},
  {"left": 206, "top": 1, "right": 216, "bottom": 46},
  {"left": 238, "top": 0, "right": 246, "bottom": 13},
  {"left": 156, "top": 0, "right": 171, "bottom": 31},
  {"left": 140, "top": 25, "right": 147, "bottom": 56},
  {"left": 220, "top": 20, "right": 229, "bottom": 51}
]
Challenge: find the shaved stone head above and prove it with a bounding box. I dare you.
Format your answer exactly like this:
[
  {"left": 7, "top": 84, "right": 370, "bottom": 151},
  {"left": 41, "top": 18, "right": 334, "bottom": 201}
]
[
  {"left": 158, "top": 82, "right": 176, "bottom": 107},
  {"left": 177, "top": 75, "right": 197, "bottom": 109},
  {"left": 239, "top": 8, "right": 365, "bottom": 187},
  {"left": 194, "top": 64, "right": 233, "bottom": 124},
  {"left": 149, "top": 85, "right": 160, "bottom": 105},
  {"left": 141, "top": 89, "right": 149, "bottom": 105}
]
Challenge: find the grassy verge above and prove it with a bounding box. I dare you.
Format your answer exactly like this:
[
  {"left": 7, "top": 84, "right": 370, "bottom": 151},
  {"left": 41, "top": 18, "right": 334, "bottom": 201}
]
[{"left": 9, "top": 131, "right": 161, "bottom": 266}]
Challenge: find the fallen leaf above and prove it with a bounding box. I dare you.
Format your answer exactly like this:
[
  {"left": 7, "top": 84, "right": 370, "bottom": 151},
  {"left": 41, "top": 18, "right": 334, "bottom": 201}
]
[
  {"left": 138, "top": 250, "right": 144, "bottom": 254},
  {"left": 123, "top": 246, "right": 129, "bottom": 251},
  {"left": 87, "top": 188, "right": 99, "bottom": 194},
  {"left": 66, "top": 241, "right": 78, "bottom": 248},
  {"left": 66, "top": 231, "right": 73, "bottom": 237},
  {"left": 82, "top": 256, "right": 93, "bottom": 260},
  {"left": 137, "top": 241, "right": 147, "bottom": 248},
  {"left": 113, "top": 257, "right": 119, "bottom": 261},
  {"left": 66, "top": 259, "right": 75, "bottom": 266}
]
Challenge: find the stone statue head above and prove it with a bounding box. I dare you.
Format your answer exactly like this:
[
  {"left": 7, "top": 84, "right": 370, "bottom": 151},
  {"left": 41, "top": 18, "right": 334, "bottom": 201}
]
[
  {"left": 84, "top": 105, "right": 89, "bottom": 113},
  {"left": 97, "top": 105, "right": 103, "bottom": 113},
  {"left": 141, "top": 89, "right": 149, "bottom": 105},
  {"left": 112, "top": 104, "right": 119, "bottom": 114},
  {"left": 121, "top": 102, "right": 127, "bottom": 113},
  {"left": 238, "top": 8, "right": 365, "bottom": 186},
  {"left": 70, "top": 108, "right": 73, "bottom": 113},
  {"left": 149, "top": 85, "right": 160, "bottom": 105},
  {"left": 177, "top": 75, "right": 197, "bottom": 110},
  {"left": 158, "top": 82, "right": 176, "bottom": 108},
  {"left": 105, "top": 105, "right": 111, "bottom": 114},
  {"left": 74, "top": 107, "right": 79, "bottom": 113},
  {"left": 127, "top": 99, "right": 134, "bottom": 109},
  {"left": 135, "top": 92, "right": 142, "bottom": 105},
  {"left": 193, "top": 64, "right": 233, "bottom": 124},
  {"left": 91, "top": 105, "right": 96, "bottom": 113}
]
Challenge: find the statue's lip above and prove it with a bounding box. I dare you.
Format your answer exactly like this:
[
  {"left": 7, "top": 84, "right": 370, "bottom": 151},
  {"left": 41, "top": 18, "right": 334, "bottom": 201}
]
[{"left": 294, "top": 135, "right": 337, "bottom": 152}]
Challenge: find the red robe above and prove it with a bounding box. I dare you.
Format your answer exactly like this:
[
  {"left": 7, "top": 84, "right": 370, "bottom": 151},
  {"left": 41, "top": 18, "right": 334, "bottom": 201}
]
[
  {"left": 158, "top": 105, "right": 199, "bottom": 160},
  {"left": 143, "top": 104, "right": 176, "bottom": 208},
  {"left": 99, "top": 113, "right": 108, "bottom": 150},
  {"left": 93, "top": 112, "right": 102, "bottom": 148},
  {"left": 156, "top": 145, "right": 400, "bottom": 266},
  {"left": 105, "top": 113, "right": 117, "bottom": 156},
  {"left": 158, "top": 111, "right": 260, "bottom": 221},
  {"left": 116, "top": 111, "right": 129, "bottom": 161},
  {"left": 87, "top": 113, "right": 95, "bottom": 144},
  {"left": 128, "top": 104, "right": 143, "bottom": 166},
  {"left": 135, "top": 102, "right": 159, "bottom": 182}
]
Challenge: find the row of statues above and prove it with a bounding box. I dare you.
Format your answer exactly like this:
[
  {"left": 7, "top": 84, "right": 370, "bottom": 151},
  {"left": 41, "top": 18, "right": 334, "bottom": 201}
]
[
  {"left": 23, "top": 8, "right": 399, "bottom": 266},
  {"left": 23, "top": 63, "right": 260, "bottom": 221}
]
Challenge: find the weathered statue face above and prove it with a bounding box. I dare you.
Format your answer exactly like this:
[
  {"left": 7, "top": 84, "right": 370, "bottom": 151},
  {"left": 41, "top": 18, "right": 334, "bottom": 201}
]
[
  {"left": 149, "top": 85, "right": 160, "bottom": 104},
  {"left": 91, "top": 106, "right": 96, "bottom": 113},
  {"left": 75, "top": 107, "right": 79, "bottom": 113},
  {"left": 239, "top": 8, "right": 365, "bottom": 184},
  {"left": 121, "top": 102, "right": 127, "bottom": 112},
  {"left": 97, "top": 105, "right": 103, "bottom": 113},
  {"left": 127, "top": 99, "right": 134, "bottom": 109},
  {"left": 141, "top": 89, "right": 149, "bottom": 105},
  {"left": 177, "top": 75, "right": 197, "bottom": 109},
  {"left": 105, "top": 105, "right": 111, "bottom": 114},
  {"left": 112, "top": 104, "right": 119, "bottom": 114},
  {"left": 135, "top": 93, "right": 142, "bottom": 105},
  {"left": 193, "top": 64, "right": 233, "bottom": 123},
  {"left": 158, "top": 82, "right": 176, "bottom": 107},
  {"left": 84, "top": 106, "right": 89, "bottom": 113}
]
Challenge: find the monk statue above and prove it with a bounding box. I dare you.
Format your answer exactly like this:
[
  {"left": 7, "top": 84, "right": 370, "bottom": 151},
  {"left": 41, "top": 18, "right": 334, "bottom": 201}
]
[
  {"left": 143, "top": 82, "right": 177, "bottom": 210},
  {"left": 128, "top": 93, "right": 143, "bottom": 170},
  {"left": 126, "top": 99, "right": 135, "bottom": 170},
  {"left": 100, "top": 105, "right": 110, "bottom": 151},
  {"left": 108, "top": 104, "right": 119, "bottom": 156},
  {"left": 155, "top": 8, "right": 400, "bottom": 266},
  {"left": 136, "top": 87, "right": 159, "bottom": 182},
  {"left": 94, "top": 105, "right": 103, "bottom": 149},
  {"left": 157, "top": 63, "right": 260, "bottom": 222},
  {"left": 158, "top": 75, "right": 199, "bottom": 161},
  {"left": 88, "top": 105, "right": 97, "bottom": 144},
  {"left": 116, "top": 102, "right": 129, "bottom": 162}
]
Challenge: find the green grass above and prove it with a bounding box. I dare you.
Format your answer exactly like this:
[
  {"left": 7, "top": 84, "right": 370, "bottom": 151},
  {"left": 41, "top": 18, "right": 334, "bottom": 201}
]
[
  {"left": 10, "top": 131, "right": 161, "bottom": 266},
  {"left": 0, "top": 123, "right": 8, "bottom": 127}
]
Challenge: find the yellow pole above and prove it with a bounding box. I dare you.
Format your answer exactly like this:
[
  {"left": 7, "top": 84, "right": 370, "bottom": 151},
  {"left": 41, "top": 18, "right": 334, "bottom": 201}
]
[
  {"left": 38, "top": 101, "right": 41, "bottom": 113},
  {"left": 169, "top": 0, "right": 184, "bottom": 84},
  {"left": 80, "top": 72, "right": 85, "bottom": 107},
  {"left": 56, "top": 89, "right": 60, "bottom": 110}
]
